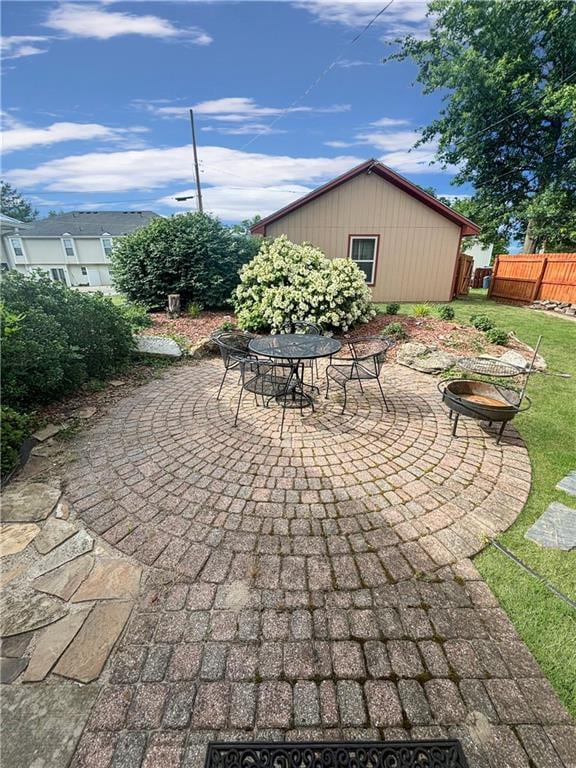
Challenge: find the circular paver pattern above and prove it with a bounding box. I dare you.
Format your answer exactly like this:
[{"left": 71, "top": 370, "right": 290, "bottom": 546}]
[{"left": 66, "top": 359, "right": 531, "bottom": 586}]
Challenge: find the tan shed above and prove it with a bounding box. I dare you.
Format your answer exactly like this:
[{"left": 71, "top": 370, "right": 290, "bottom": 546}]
[{"left": 251, "top": 160, "right": 480, "bottom": 303}]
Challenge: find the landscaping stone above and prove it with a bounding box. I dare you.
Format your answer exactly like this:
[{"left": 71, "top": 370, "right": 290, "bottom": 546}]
[
  {"left": 1, "top": 682, "right": 98, "bottom": 768},
  {"left": 0, "top": 631, "right": 34, "bottom": 658},
  {"left": 55, "top": 499, "right": 71, "bottom": 519},
  {"left": 0, "top": 523, "right": 40, "bottom": 557},
  {"left": 32, "top": 423, "right": 62, "bottom": 442},
  {"left": 71, "top": 406, "right": 98, "bottom": 419},
  {"left": 396, "top": 342, "right": 457, "bottom": 374},
  {"left": 135, "top": 335, "right": 183, "bottom": 358},
  {"left": 0, "top": 656, "right": 28, "bottom": 683},
  {"left": 0, "top": 591, "right": 67, "bottom": 637},
  {"left": 33, "top": 554, "right": 94, "bottom": 600},
  {"left": 189, "top": 337, "right": 219, "bottom": 360},
  {"left": 1, "top": 482, "right": 61, "bottom": 523},
  {"left": 525, "top": 502, "right": 576, "bottom": 550},
  {"left": 23, "top": 606, "right": 92, "bottom": 682},
  {"left": 556, "top": 470, "right": 576, "bottom": 498},
  {"left": 35, "top": 529, "right": 94, "bottom": 576},
  {"left": 54, "top": 600, "right": 133, "bottom": 682},
  {"left": 34, "top": 517, "right": 78, "bottom": 555},
  {"left": 71, "top": 558, "right": 141, "bottom": 602},
  {"left": 499, "top": 350, "right": 531, "bottom": 371},
  {"left": 109, "top": 379, "right": 127, "bottom": 387}
]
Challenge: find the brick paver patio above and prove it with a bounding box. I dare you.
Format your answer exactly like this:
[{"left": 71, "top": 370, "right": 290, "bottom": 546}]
[{"left": 63, "top": 360, "right": 575, "bottom": 767}]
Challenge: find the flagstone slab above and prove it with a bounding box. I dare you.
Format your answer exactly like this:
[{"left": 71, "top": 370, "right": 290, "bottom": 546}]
[
  {"left": 32, "top": 423, "right": 62, "bottom": 442},
  {"left": 525, "top": 502, "right": 576, "bottom": 550},
  {"left": 556, "top": 470, "right": 576, "bottom": 497},
  {"left": 34, "top": 517, "right": 78, "bottom": 555},
  {"left": 0, "top": 591, "right": 67, "bottom": 637},
  {"left": 54, "top": 600, "right": 133, "bottom": 683},
  {"left": 71, "top": 558, "right": 141, "bottom": 602},
  {"left": 0, "top": 565, "right": 25, "bottom": 589},
  {"left": 1, "top": 482, "right": 61, "bottom": 523},
  {"left": 33, "top": 554, "right": 94, "bottom": 601},
  {"left": 35, "top": 529, "right": 94, "bottom": 577},
  {"left": 1, "top": 682, "right": 97, "bottom": 768},
  {"left": 0, "top": 656, "right": 28, "bottom": 683},
  {"left": 0, "top": 631, "right": 34, "bottom": 658},
  {"left": 71, "top": 406, "right": 97, "bottom": 419},
  {"left": 0, "top": 523, "right": 40, "bottom": 558},
  {"left": 54, "top": 499, "right": 71, "bottom": 520},
  {"left": 22, "top": 606, "right": 92, "bottom": 682}
]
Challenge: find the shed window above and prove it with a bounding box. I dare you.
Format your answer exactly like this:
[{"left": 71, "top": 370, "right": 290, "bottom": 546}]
[{"left": 349, "top": 236, "right": 378, "bottom": 285}]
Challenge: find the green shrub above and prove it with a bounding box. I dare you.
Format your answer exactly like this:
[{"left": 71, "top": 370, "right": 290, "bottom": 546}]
[
  {"left": 384, "top": 302, "right": 400, "bottom": 315},
  {"left": 1, "top": 272, "right": 134, "bottom": 406},
  {"left": 437, "top": 304, "right": 455, "bottom": 321},
  {"left": 233, "top": 235, "right": 375, "bottom": 332},
  {"left": 485, "top": 327, "right": 509, "bottom": 346},
  {"left": 380, "top": 321, "right": 407, "bottom": 339},
  {"left": 184, "top": 301, "right": 202, "bottom": 318},
  {"left": 117, "top": 301, "right": 152, "bottom": 331},
  {"left": 1, "top": 406, "right": 31, "bottom": 478},
  {"left": 111, "top": 212, "right": 260, "bottom": 309},
  {"left": 216, "top": 320, "right": 236, "bottom": 333},
  {"left": 412, "top": 303, "right": 431, "bottom": 317},
  {"left": 470, "top": 313, "right": 495, "bottom": 331}
]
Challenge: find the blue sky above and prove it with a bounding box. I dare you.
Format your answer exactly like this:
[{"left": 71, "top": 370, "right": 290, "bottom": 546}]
[{"left": 1, "top": 1, "right": 468, "bottom": 222}]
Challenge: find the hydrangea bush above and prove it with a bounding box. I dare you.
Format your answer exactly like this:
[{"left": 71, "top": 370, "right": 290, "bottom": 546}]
[{"left": 233, "top": 235, "right": 375, "bottom": 332}]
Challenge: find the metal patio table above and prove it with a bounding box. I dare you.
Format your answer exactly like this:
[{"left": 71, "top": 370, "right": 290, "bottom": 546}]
[{"left": 249, "top": 333, "right": 342, "bottom": 411}]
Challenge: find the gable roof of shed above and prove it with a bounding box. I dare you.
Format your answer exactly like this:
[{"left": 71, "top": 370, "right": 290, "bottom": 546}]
[{"left": 251, "top": 159, "right": 480, "bottom": 236}]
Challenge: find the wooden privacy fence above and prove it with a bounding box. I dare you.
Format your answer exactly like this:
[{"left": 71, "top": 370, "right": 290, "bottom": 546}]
[
  {"left": 454, "top": 253, "right": 473, "bottom": 297},
  {"left": 488, "top": 253, "right": 576, "bottom": 304}
]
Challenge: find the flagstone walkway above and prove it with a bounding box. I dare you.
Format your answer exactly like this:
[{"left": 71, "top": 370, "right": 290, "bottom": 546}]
[{"left": 4, "top": 359, "right": 575, "bottom": 767}]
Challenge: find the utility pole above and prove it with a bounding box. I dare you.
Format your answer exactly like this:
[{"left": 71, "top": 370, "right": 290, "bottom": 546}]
[{"left": 189, "top": 109, "right": 203, "bottom": 213}]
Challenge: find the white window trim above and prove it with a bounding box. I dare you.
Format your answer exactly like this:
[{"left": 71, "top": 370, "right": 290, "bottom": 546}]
[
  {"left": 8, "top": 236, "right": 27, "bottom": 264},
  {"left": 348, "top": 235, "right": 379, "bottom": 286},
  {"left": 48, "top": 266, "right": 70, "bottom": 286},
  {"left": 100, "top": 236, "right": 114, "bottom": 260},
  {"left": 61, "top": 236, "right": 78, "bottom": 262}
]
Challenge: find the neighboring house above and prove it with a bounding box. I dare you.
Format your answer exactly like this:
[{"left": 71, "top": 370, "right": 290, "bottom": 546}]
[
  {"left": 1, "top": 210, "right": 160, "bottom": 288},
  {"left": 0, "top": 213, "right": 31, "bottom": 272},
  {"left": 463, "top": 240, "right": 494, "bottom": 273},
  {"left": 252, "top": 159, "right": 480, "bottom": 302}
]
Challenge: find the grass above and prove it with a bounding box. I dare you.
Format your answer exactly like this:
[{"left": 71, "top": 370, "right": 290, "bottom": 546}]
[{"left": 378, "top": 290, "right": 576, "bottom": 715}]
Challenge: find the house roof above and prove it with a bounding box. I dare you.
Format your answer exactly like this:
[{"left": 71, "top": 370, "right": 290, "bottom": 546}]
[
  {"left": 251, "top": 160, "right": 480, "bottom": 237},
  {"left": 22, "top": 210, "right": 161, "bottom": 237},
  {"left": 0, "top": 213, "right": 32, "bottom": 230}
]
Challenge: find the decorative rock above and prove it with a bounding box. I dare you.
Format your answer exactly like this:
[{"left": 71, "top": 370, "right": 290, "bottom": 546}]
[
  {"left": 34, "top": 518, "right": 78, "bottom": 555},
  {"left": 54, "top": 600, "right": 133, "bottom": 683},
  {"left": 32, "top": 423, "right": 62, "bottom": 442},
  {"left": 71, "top": 558, "right": 141, "bottom": 602},
  {"left": 499, "top": 350, "right": 530, "bottom": 371},
  {"left": 30, "top": 442, "right": 63, "bottom": 458},
  {"left": 0, "top": 591, "right": 67, "bottom": 637},
  {"left": 0, "top": 656, "right": 28, "bottom": 683},
  {"left": 71, "top": 406, "right": 97, "bottom": 419},
  {"left": 396, "top": 343, "right": 457, "bottom": 374},
  {"left": 189, "top": 337, "right": 219, "bottom": 359},
  {"left": 22, "top": 606, "right": 92, "bottom": 682},
  {"left": 0, "top": 523, "right": 40, "bottom": 557},
  {"left": 1, "top": 483, "right": 61, "bottom": 523},
  {"left": 109, "top": 379, "right": 126, "bottom": 387},
  {"left": 525, "top": 502, "right": 576, "bottom": 551},
  {"left": 33, "top": 554, "right": 94, "bottom": 600},
  {"left": 34, "top": 529, "right": 94, "bottom": 577},
  {"left": 556, "top": 470, "right": 576, "bottom": 498},
  {"left": 135, "top": 335, "right": 183, "bottom": 358}
]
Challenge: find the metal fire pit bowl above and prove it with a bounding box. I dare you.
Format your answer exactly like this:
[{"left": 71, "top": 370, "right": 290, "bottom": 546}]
[{"left": 438, "top": 379, "right": 532, "bottom": 443}]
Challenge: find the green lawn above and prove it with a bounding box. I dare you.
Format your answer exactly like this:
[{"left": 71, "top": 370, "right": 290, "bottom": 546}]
[{"left": 381, "top": 291, "right": 576, "bottom": 716}]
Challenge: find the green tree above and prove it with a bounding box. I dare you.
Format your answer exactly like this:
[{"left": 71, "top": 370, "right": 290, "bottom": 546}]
[
  {"left": 0, "top": 181, "right": 38, "bottom": 222},
  {"left": 110, "top": 212, "right": 260, "bottom": 308},
  {"left": 389, "top": 0, "right": 576, "bottom": 252}
]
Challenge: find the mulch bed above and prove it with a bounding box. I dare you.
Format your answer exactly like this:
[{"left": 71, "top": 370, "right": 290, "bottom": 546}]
[{"left": 147, "top": 310, "right": 235, "bottom": 345}]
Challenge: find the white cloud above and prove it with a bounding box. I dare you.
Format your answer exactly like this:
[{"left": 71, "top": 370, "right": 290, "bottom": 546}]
[
  {"left": 44, "top": 3, "right": 212, "bottom": 44},
  {"left": 370, "top": 117, "right": 411, "bottom": 127},
  {"left": 2, "top": 36, "right": 50, "bottom": 60},
  {"left": 1, "top": 118, "right": 148, "bottom": 153},
  {"left": 201, "top": 124, "right": 287, "bottom": 136},
  {"left": 296, "top": 0, "right": 430, "bottom": 39},
  {"left": 134, "top": 97, "right": 351, "bottom": 122}
]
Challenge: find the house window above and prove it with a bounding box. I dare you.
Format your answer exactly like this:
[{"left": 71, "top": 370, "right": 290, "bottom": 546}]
[
  {"left": 349, "top": 236, "right": 378, "bottom": 285},
  {"left": 101, "top": 237, "right": 113, "bottom": 258},
  {"left": 61, "top": 237, "right": 76, "bottom": 259},
  {"left": 81, "top": 266, "right": 88, "bottom": 276},
  {"left": 50, "top": 268, "right": 67, "bottom": 284},
  {"left": 9, "top": 237, "right": 25, "bottom": 259}
]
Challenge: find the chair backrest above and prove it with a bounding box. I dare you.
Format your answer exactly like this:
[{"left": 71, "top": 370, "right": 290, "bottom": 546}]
[
  {"left": 348, "top": 336, "right": 394, "bottom": 376},
  {"left": 282, "top": 321, "right": 321, "bottom": 335},
  {"left": 213, "top": 330, "right": 255, "bottom": 367}
]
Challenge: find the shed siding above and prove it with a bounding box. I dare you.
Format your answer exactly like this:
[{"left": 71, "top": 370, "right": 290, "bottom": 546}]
[{"left": 265, "top": 172, "right": 462, "bottom": 302}]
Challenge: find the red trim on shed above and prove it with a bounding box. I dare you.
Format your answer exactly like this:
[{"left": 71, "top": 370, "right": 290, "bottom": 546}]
[{"left": 251, "top": 159, "right": 480, "bottom": 237}]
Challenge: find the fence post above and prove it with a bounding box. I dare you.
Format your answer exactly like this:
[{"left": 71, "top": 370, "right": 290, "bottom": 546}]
[
  {"left": 532, "top": 257, "right": 548, "bottom": 302},
  {"left": 488, "top": 257, "right": 499, "bottom": 298}
]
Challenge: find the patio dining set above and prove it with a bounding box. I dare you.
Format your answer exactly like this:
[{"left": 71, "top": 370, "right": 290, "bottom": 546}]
[{"left": 212, "top": 323, "right": 394, "bottom": 437}]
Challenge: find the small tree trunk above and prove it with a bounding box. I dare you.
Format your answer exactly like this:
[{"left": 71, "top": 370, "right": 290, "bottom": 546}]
[
  {"left": 167, "top": 294, "right": 181, "bottom": 318},
  {"left": 523, "top": 220, "right": 537, "bottom": 253}
]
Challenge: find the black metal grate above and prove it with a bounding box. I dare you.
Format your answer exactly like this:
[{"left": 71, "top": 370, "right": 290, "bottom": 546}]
[
  {"left": 205, "top": 741, "right": 469, "bottom": 768},
  {"left": 456, "top": 356, "right": 523, "bottom": 377}
]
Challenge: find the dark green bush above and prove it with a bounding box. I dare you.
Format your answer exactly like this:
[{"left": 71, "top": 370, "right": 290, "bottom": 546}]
[
  {"left": 470, "top": 313, "right": 495, "bottom": 331},
  {"left": 384, "top": 302, "right": 400, "bottom": 315},
  {"left": 380, "top": 321, "right": 407, "bottom": 339},
  {"left": 1, "top": 406, "right": 31, "bottom": 478},
  {"left": 111, "top": 212, "right": 260, "bottom": 309},
  {"left": 485, "top": 327, "right": 509, "bottom": 345},
  {"left": 1, "top": 272, "right": 134, "bottom": 406},
  {"left": 437, "top": 304, "right": 455, "bottom": 321}
]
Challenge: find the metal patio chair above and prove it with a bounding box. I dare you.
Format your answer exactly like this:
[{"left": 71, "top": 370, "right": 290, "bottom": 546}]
[
  {"left": 212, "top": 330, "right": 257, "bottom": 400},
  {"left": 281, "top": 320, "right": 322, "bottom": 385},
  {"left": 325, "top": 336, "right": 394, "bottom": 414},
  {"left": 234, "top": 357, "right": 295, "bottom": 437}
]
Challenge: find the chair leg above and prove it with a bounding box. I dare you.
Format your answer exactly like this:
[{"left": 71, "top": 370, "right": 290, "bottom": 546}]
[
  {"left": 234, "top": 386, "right": 243, "bottom": 427},
  {"left": 217, "top": 367, "right": 229, "bottom": 400},
  {"left": 325, "top": 373, "right": 330, "bottom": 399},
  {"left": 342, "top": 382, "right": 348, "bottom": 415},
  {"left": 280, "top": 401, "right": 286, "bottom": 439},
  {"left": 376, "top": 378, "right": 389, "bottom": 412}
]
